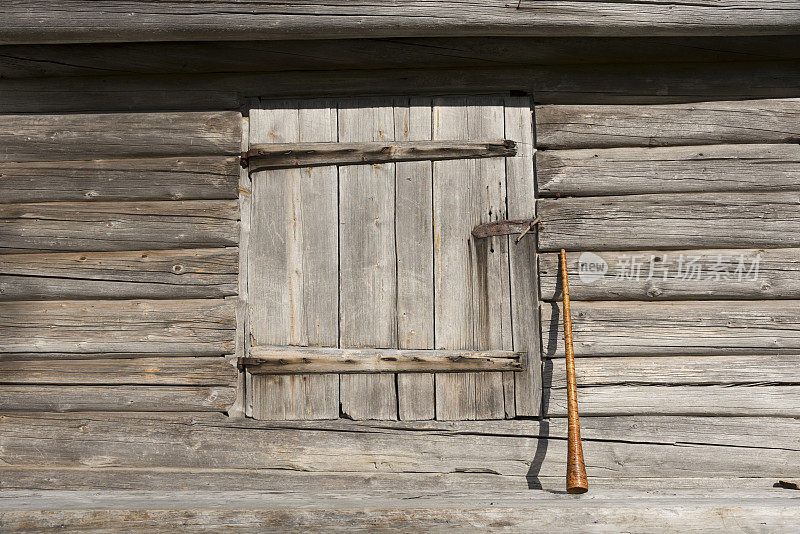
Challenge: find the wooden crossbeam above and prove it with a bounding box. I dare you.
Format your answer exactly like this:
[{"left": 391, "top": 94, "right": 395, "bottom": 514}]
[
  {"left": 242, "top": 139, "right": 516, "bottom": 172},
  {"left": 241, "top": 347, "right": 525, "bottom": 374}
]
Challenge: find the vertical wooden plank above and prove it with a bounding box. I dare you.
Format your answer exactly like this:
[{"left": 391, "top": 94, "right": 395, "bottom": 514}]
[
  {"left": 506, "top": 95, "right": 541, "bottom": 417},
  {"left": 433, "top": 96, "right": 511, "bottom": 420},
  {"left": 249, "top": 99, "right": 339, "bottom": 420},
  {"left": 230, "top": 111, "right": 250, "bottom": 419},
  {"left": 338, "top": 98, "right": 398, "bottom": 420},
  {"left": 394, "top": 97, "right": 435, "bottom": 421}
]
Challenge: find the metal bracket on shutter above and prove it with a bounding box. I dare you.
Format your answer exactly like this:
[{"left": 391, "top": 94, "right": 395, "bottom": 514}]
[
  {"left": 472, "top": 217, "right": 540, "bottom": 242},
  {"left": 240, "top": 139, "right": 516, "bottom": 172}
]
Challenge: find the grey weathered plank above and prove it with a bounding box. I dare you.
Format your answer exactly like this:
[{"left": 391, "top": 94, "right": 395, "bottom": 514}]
[
  {"left": 0, "top": 357, "right": 237, "bottom": 386},
  {"left": 505, "top": 95, "right": 540, "bottom": 417},
  {"left": 0, "top": 248, "right": 238, "bottom": 301},
  {"left": 3, "top": 61, "right": 800, "bottom": 114},
  {"left": 0, "top": 385, "right": 235, "bottom": 412},
  {"left": 234, "top": 112, "right": 251, "bottom": 420},
  {"left": 0, "top": 156, "right": 239, "bottom": 203},
  {"left": 2, "top": 1, "right": 799, "bottom": 44},
  {"left": 0, "top": 299, "right": 236, "bottom": 354},
  {"left": 545, "top": 385, "right": 800, "bottom": 417},
  {"left": 0, "top": 468, "right": 785, "bottom": 493},
  {"left": 339, "top": 98, "right": 398, "bottom": 420},
  {"left": 540, "top": 248, "right": 800, "bottom": 301},
  {"left": 537, "top": 192, "right": 800, "bottom": 251},
  {"left": 433, "top": 96, "right": 510, "bottom": 420},
  {"left": 394, "top": 98, "right": 435, "bottom": 420},
  {"left": 536, "top": 98, "right": 800, "bottom": 149},
  {"left": 248, "top": 101, "right": 340, "bottom": 421},
  {"left": 5, "top": 37, "right": 800, "bottom": 79},
  {"left": 0, "top": 112, "right": 241, "bottom": 162},
  {"left": 0, "top": 490, "right": 798, "bottom": 532},
  {"left": 245, "top": 139, "right": 515, "bottom": 171},
  {"left": 541, "top": 300, "right": 800, "bottom": 358},
  {"left": 537, "top": 144, "right": 800, "bottom": 197},
  {"left": 0, "top": 200, "right": 239, "bottom": 253},
  {"left": 545, "top": 354, "right": 800, "bottom": 387},
  {"left": 0, "top": 413, "right": 797, "bottom": 480},
  {"left": 243, "top": 347, "right": 524, "bottom": 374}
]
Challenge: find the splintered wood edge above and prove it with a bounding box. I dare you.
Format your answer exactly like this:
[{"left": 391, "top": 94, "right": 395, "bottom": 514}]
[{"left": 241, "top": 347, "right": 525, "bottom": 374}]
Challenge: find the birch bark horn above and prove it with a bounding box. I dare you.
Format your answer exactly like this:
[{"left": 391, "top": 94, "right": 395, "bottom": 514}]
[{"left": 561, "top": 248, "right": 589, "bottom": 494}]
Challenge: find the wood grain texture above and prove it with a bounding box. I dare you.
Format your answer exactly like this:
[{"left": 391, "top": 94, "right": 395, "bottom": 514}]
[
  {"left": 536, "top": 98, "right": 800, "bottom": 149},
  {"left": 0, "top": 385, "right": 235, "bottom": 412},
  {"left": 0, "top": 248, "right": 238, "bottom": 301},
  {"left": 245, "top": 139, "right": 515, "bottom": 171},
  {"left": 248, "top": 101, "right": 339, "bottom": 421},
  {"left": 0, "top": 200, "right": 239, "bottom": 254},
  {"left": 541, "top": 300, "right": 800, "bottom": 358},
  {"left": 505, "top": 95, "right": 540, "bottom": 417},
  {"left": 338, "top": 98, "right": 398, "bottom": 420},
  {"left": 0, "top": 299, "right": 236, "bottom": 354},
  {"left": 5, "top": 37, "right": 800, "bottom": 79},
  {"left": 0, "top": 357, "right": 237, "bottom": 386},
  {"left": 394, "top": 98, "right": 436, "bottom": 420},
  {"left": 433, "top": 96, "right": 510, "bottom": 420},
  {"left": 537, "top": 144, "right": 800, "bottom": 197},
  {"left": 540, "top": 248, "right": 800, "bottom": 301},
  {"left": 537, "top": 192, "right": 800, "bottom": 251},
  {"left": 545, "top": 354, "right": 800, "bottom": 387},
  {"left": 2, "top": 1, "right": 799, "bottom": 44},
  {"left": 243, "top": 347, "right": 523, "bottom": 374},
  {"left": 0, "top": 414, "right": 797, "bottom": 479},
  {"left": 0, "top": 489, "right": 798, "bottom": 532},
  {"left": 545, "top": 385, "right": 800, "bottom": 417},
  {"left": 2, "top": 61, "right": 800, "bottom": 114},
  {"left": 0, "top": 112, "right": 241, "bottom": 161},
  {"left": 0, "top": 156, "right": 239, "bottom": 203}
]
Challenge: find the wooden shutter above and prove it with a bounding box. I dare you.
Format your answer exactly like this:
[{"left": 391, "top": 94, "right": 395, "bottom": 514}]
[{"left": 245, "top": 95, "right": 540, "bottom": 420}]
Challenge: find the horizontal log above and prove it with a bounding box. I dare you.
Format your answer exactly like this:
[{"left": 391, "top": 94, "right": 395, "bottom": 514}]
[
  {"left": 244, "top": 139, "right": 516, "bottom": 171},
  {"left": 536, "top": 98, "right": 800, "bottom": 149},
  {"left": 243, "top": 347, "right": 524, "bottom": 374},
  {"left": 537, "top": 144, "right": 800, "bottom": 197},
  {"left": 0, "top": 357, "right": 237, "bottom": 386},
  {"left": 0, "top": 468, "right": 783, "bottom": 493},
  {"left": 0, "top": 156, "right": 239, "bottom": 203},
  {"left": 0, "top": 414, "right": 797, "bottom": 480},
  {"left": 541, "top": 300, "right": 800, "bottom": 358},
  {"left": 0, "top": 248, "right": 238, "bottom": 301},
  {"left": 0, "top": 299, "right": 236, "bottom": 354},
  {"left": 545, "top": 385, "right": 800, "bottom": 417},
  {"left": 537, "top": 192, "right": 800, "bottom": 251},
  {"left": 1, "top": 61, "right": 800, "bottom": 114},
  {"left": 0, "top": 489, "right": 797, "bottom": 532},
  {"left": 0, "top": 112, "right": 241, "bottom": 162},
  {"left": 5, "top": 37, "right": 800, "bottom": 79},
  {"left": 545, "top": 355, "right": 800, "bottom": 387},
  {"left": 2, "top": 1, "right": 799, "bottom": 44},
  {"left": 539, "top": 248, "right": 800, "bottom": 301},
  {"left": 0, "top": 200, "right": 239, "bottom": 253},
  {"left": 0, "top": 385, "right": 235, "bottom": 412}
]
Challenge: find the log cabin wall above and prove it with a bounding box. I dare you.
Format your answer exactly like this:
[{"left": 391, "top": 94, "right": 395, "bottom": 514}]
[
  {"left": 0, "top": 30, "right": 799, "bottom": 527},
  {"left": 535, "top": 99, "right": 800, "bottom": 419},
  {"left": 0, "top": 111, "right": 242, "bottom": 413}
]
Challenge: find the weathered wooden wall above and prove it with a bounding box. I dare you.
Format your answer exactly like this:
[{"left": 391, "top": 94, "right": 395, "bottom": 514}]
[
  {"left": 0, "top": 112, "right": 242, "bottom": 413},
  {"left": 535, "top": 98, "right": 800, "bottom": 424},
  {"left": 2, "top": 1, "right": 799, "bottom": 44},
  {"left": 1, "top": 37, "right": 800, "bottom": 114},
  {"left": 1, "top": 35, "right": 799, "bottom": 529}
]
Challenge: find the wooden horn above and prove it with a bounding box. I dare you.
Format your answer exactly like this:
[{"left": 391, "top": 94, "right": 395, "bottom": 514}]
[{"left": 560, "top": 249, "right": 589, "bottom": 494}]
